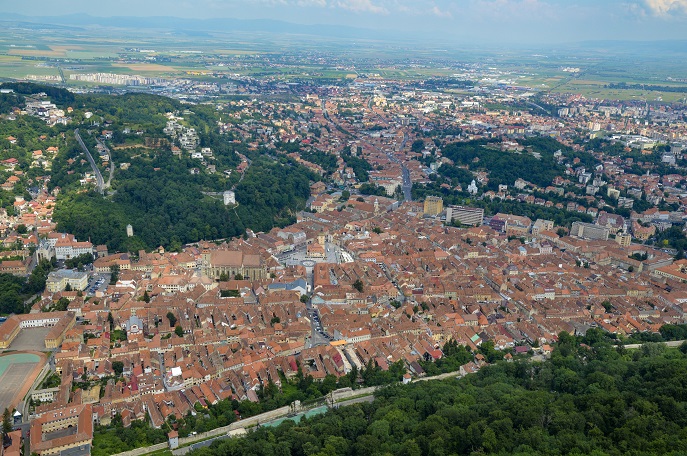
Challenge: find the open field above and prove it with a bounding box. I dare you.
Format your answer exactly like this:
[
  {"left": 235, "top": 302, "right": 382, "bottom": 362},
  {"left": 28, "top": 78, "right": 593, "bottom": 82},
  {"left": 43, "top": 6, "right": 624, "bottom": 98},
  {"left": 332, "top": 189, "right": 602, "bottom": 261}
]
[
  {"left": 1, "top": 20, "right": 687, "bottom": 99},
  {"left": 7, "top": 45, "right": 88, "bottom": 58},
  {"left": 550, "top": 78, "right": 687, "bottom": 102},
  {"left": 112, "top": 63, "right": 180, "bottom": 72},
  {"left": 213, "top": 49, "right": 262, "bottom": 55},
  {"left": 8, "top": 49, "right": 64, "bottom": 57},
  {"left": 0, "top": 352, "right": 46, "bottom": 410},
  {"left": 0, "top": 55, "right": 58, "bottom": 79}
]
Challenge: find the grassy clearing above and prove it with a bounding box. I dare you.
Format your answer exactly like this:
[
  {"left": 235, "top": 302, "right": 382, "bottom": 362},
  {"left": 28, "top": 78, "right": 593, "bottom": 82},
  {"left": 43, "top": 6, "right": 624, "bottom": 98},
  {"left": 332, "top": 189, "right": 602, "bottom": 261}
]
[
  {"left": 112, "top": 63, "right": 180, "bottom": 72},
  {"left": 551, "top": 80, "right": 687, "bottom": 102},
  {"left": 213, "top": 49, "right": 261, "bottom": 55}
]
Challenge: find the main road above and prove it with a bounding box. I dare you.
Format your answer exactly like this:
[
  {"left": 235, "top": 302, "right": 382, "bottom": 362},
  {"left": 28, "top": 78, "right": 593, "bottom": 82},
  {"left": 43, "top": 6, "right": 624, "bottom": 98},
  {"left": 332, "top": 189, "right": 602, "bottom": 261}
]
[
  {"left": 399, "top": 132, "right": 412, "bottom": 201},
  {"left": 400, "top": 165, "right": 412, "bottom": 202},
  {"left": 385, "top": 131, "right": 412, "bottom": 202},
  {"left": 74, "top": 128, "right": 104, "bottom": 194},
  {"left": 322, "top": 98, "right": 412, "bottom": 202}
]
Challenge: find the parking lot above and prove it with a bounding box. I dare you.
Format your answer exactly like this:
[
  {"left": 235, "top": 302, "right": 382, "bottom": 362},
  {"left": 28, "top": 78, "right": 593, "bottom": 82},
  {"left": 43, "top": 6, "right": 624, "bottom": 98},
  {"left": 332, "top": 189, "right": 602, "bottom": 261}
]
[
  {"left": 85, "top": 273, "right": 111, "bottom": 295},
  {"left": 306, "top": 306, "right": 332, "bottom": 346}
]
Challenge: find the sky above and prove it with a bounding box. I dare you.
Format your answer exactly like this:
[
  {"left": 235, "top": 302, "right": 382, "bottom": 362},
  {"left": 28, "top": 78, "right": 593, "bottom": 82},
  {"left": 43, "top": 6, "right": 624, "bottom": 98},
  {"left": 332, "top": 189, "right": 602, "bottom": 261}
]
[{"left": 4, "top": 0, "right": 687, "bottom": 44}]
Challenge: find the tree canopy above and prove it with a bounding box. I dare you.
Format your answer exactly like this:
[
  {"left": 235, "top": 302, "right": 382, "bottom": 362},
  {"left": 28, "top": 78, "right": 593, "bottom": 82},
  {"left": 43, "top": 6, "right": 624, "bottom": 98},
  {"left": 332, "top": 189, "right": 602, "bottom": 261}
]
[
  {"left": 187, "top": 335, "right": 687, "bottom": 456},
  {"left": 0, "top": 258, "right": 54, "bottom": 315},
  {"left": 0, "top": 86, "right": 314, "bottom": 253}
]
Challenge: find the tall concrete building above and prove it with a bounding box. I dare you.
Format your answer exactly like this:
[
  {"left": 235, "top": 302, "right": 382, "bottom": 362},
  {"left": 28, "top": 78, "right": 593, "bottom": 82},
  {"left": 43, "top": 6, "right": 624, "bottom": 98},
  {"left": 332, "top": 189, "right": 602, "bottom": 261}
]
[
  {"left": 616, "top": 232, "right": 632, "bottom": 247},
  {"left": 571, "top": 221, "right": 610, "bottom": 241},
  {"left": 446, "top": 205, "right": 484, "bottom": 227},
  {"left": 424, "top": 196, "right": 444, "bottom": 216}
]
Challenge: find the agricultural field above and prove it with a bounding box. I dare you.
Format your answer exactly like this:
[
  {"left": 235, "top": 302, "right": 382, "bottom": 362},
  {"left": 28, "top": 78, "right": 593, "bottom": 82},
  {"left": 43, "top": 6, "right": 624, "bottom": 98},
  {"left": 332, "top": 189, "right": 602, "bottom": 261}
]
[
  {"left": 1, "top": 19, "right": 687, "bottom": 99},
  {"left": 552, "top": 79, "right": 687, "bottom": 103}
]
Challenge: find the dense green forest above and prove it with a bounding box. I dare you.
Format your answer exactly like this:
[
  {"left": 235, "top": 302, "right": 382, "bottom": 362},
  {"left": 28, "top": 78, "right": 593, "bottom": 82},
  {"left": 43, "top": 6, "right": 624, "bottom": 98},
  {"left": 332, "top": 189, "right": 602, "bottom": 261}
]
[
  {"left": 54, "top": 152, "right": 315, "bottom": 252},
  {"left": 608, "top": 82, "right": 687, "bottom": 93},
  {"left": 359, "top": 183, "right": 389, "bottom": 196},
  {"left": 0, "top": 82, "right": 75, "bottom": 104},
  {"left": 440, "top": 138, "right": 566, "bottom": 190},
  {"left": 436, "top": 163, "right": 475, "bottom": 189},
  {"left": 0, "top": 259, "right": 55, "bottom": 314},
  {"left": 188, "top": 333, "right": 687, "bottom": 456},
  {"left": 92, "top": 419, "right": 167, "bottom": 456},
  {"left": 654, "top": 226, "right": 687, "bottom": 254},
  {"left": 13, "top": 88, "right": 317, "bottom": 252},
  {"left": 0, "top": 92, "right": 25, "bottom": 114},
  {"left": 299, "top": 149, "right": 339, "bottom": 175},
  {"left": 76, "top": 93, "right": 179, "bottom": 132},
  {"left": 341, "top": 148, "right": 372, "bottom": 182},
  {"left": 0, "top": 84, "right": 318, "bottom": 252},
  {"left": 437, "top": 137, "right": 599, "bottom": 192}
]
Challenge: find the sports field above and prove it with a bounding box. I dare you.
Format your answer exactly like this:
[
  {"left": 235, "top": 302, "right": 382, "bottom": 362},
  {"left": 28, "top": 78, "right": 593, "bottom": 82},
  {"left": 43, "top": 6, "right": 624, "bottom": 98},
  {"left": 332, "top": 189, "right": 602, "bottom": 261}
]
[{"left": 0, "top": 352, "right": 45, "bottom": 410}]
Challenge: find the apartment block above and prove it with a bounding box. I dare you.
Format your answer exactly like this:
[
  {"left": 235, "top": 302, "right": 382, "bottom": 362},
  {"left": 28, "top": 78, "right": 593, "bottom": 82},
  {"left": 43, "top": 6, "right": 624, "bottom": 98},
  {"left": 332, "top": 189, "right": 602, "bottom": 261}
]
[
  {"left": 424, "top": 196, "right": 444, "bottom": 216},
  {"left": 447, "top": 205, "right": 484, "bottom": 227},
  {"left": 571, "top": 221, "right": 610, "bottom": 241}
]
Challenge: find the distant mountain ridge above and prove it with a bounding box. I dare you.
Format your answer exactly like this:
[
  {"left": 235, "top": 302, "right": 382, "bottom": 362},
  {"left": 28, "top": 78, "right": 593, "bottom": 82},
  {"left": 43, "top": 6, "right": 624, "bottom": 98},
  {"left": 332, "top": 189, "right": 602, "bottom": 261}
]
[
  {"left": 569, "top": 39, "right": 687, "bottom": 56},
  {"left": 1, "top": 13, "right": 396, "bottom": 41},
  {"left": 2, "top": 13, "right": 687, "bottom": 54}
]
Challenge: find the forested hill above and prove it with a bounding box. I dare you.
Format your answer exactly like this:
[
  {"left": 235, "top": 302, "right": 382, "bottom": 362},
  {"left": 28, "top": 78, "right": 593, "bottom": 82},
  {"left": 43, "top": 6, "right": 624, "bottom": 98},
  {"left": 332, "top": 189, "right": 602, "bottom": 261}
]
[
  {"left": 53, "top": 152, "right": 315, "bottom": 253},
  {"left": 189, "top": 334, "right": 687, "bottom": 456},
  {"left": 0, "top": 83, "right": 318, "bottom": 252}
]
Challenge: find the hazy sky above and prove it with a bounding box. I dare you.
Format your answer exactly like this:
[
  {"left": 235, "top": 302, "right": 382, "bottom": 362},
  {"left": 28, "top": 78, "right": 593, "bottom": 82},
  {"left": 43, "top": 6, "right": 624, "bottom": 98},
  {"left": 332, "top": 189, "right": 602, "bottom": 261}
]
[{"left": 5, "top": 0, "right": 687, "bottom": 43}]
